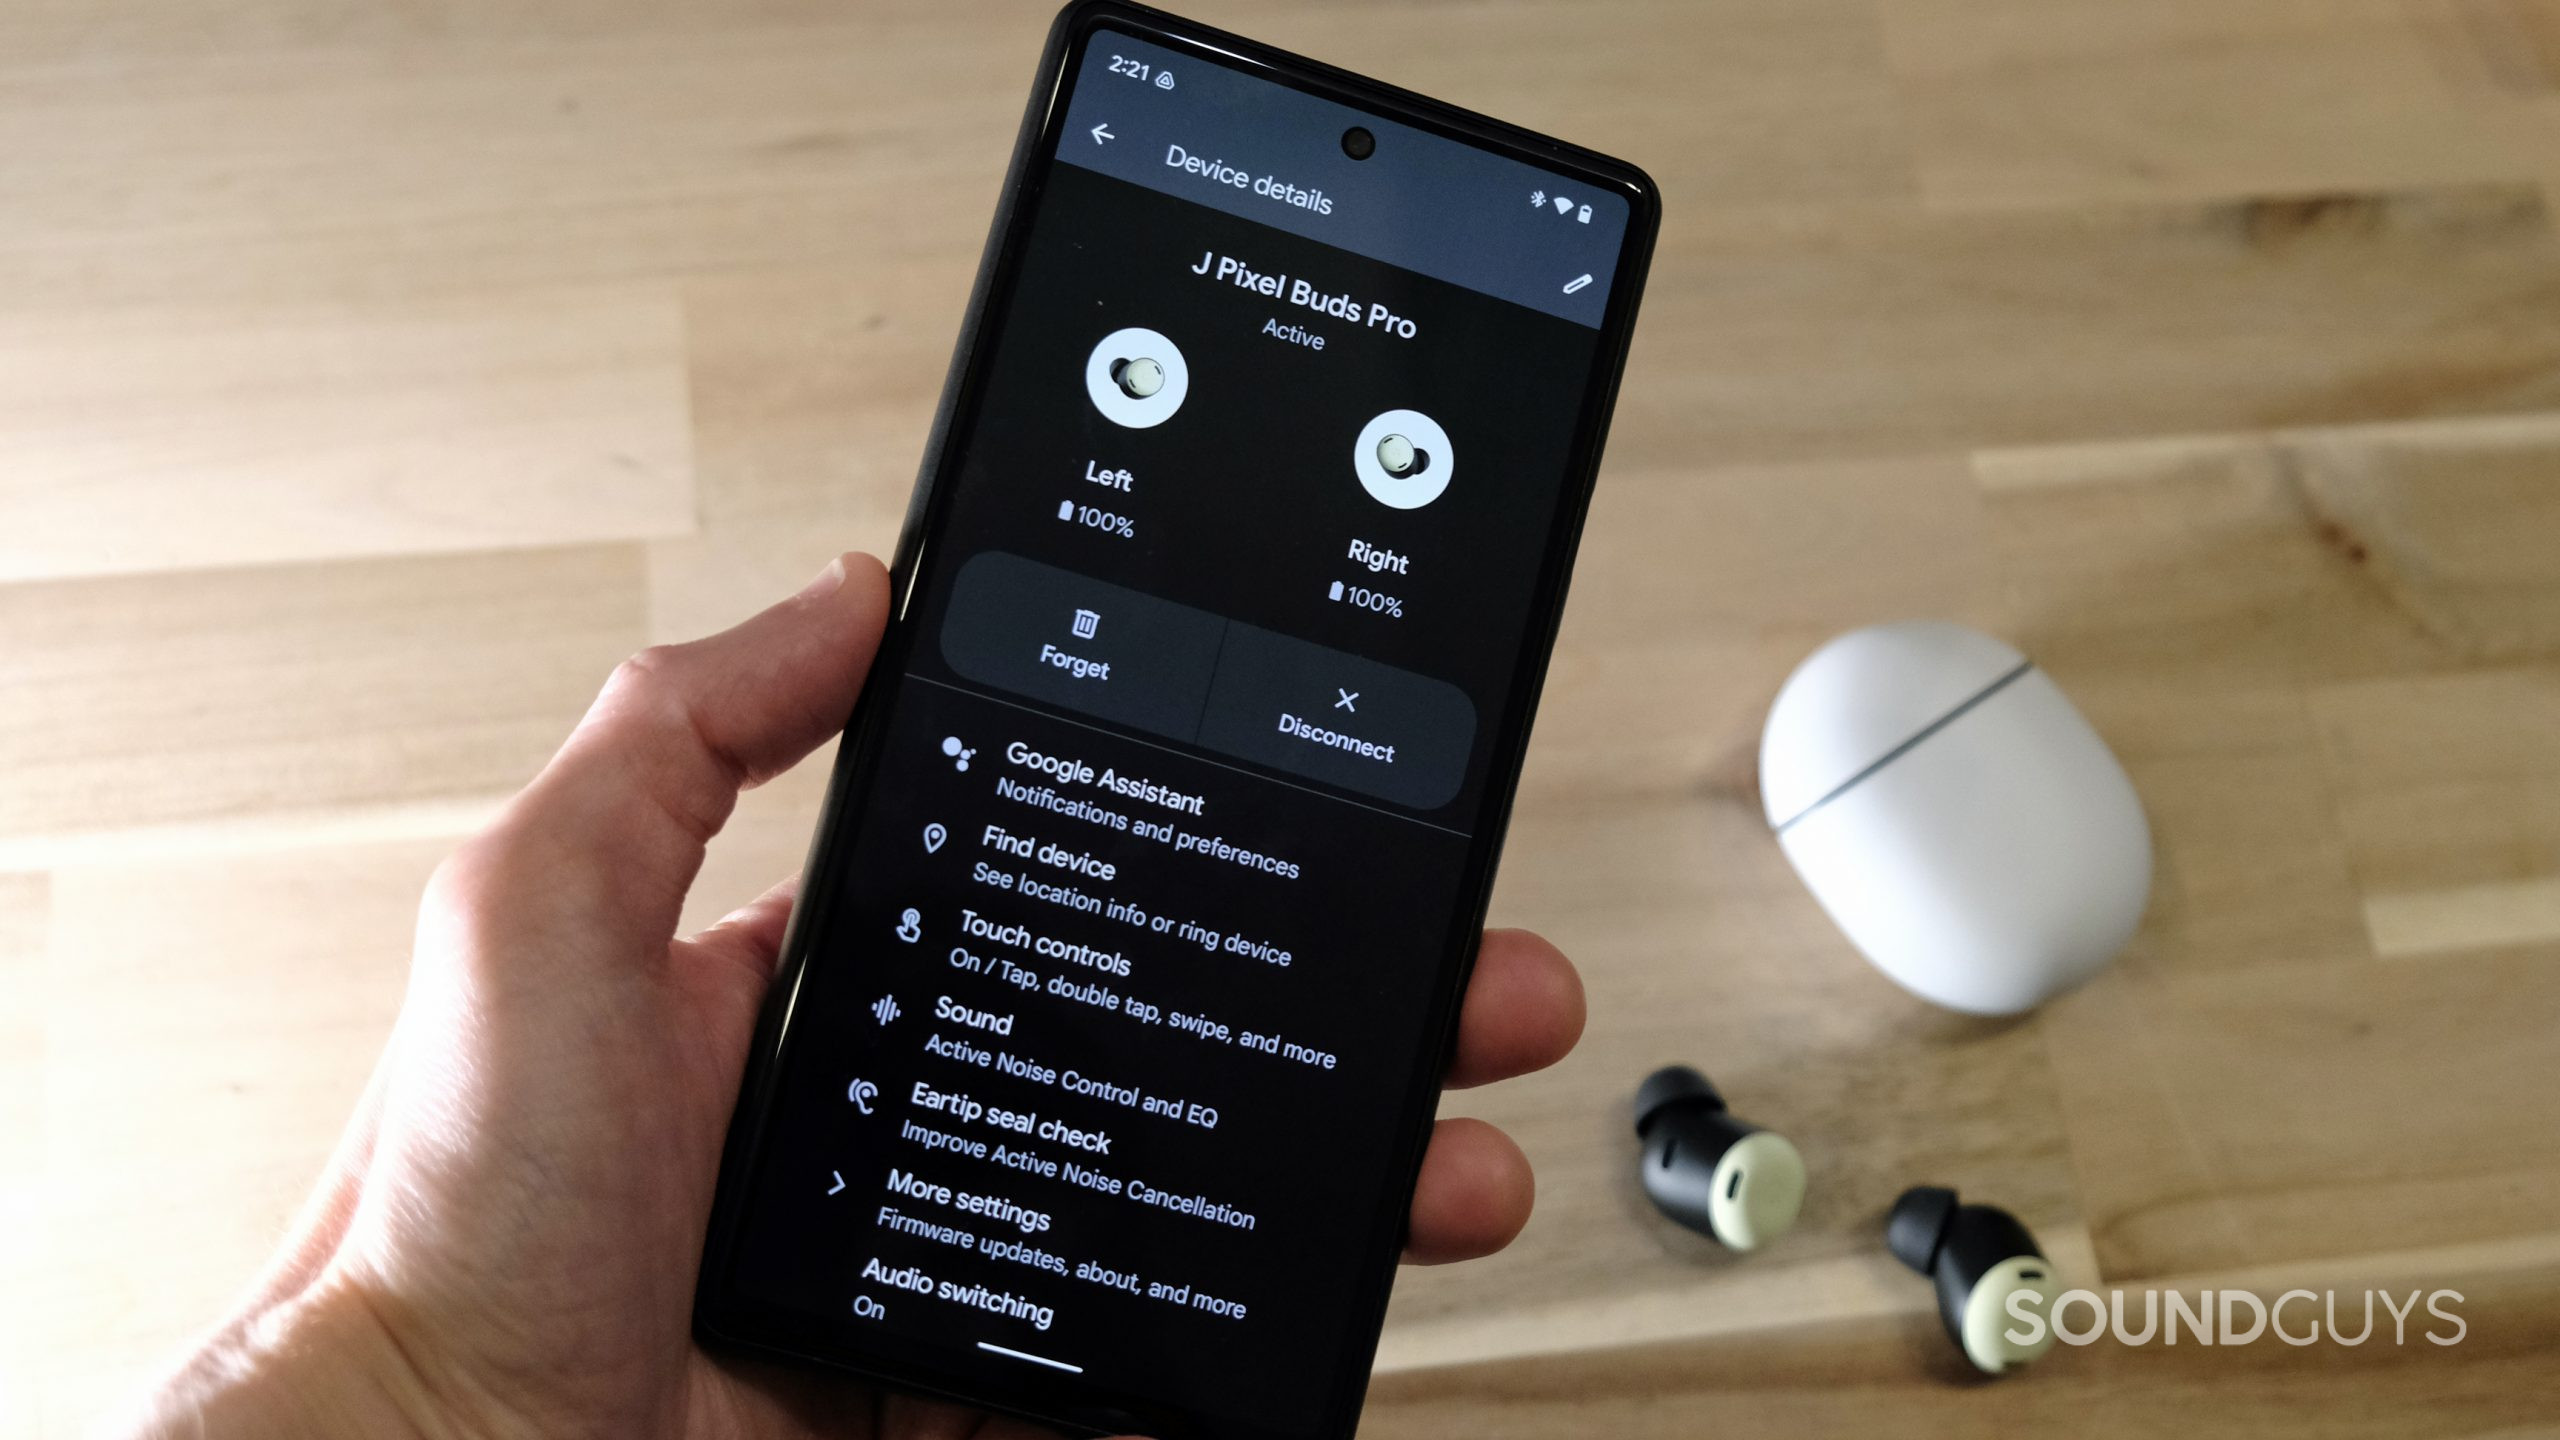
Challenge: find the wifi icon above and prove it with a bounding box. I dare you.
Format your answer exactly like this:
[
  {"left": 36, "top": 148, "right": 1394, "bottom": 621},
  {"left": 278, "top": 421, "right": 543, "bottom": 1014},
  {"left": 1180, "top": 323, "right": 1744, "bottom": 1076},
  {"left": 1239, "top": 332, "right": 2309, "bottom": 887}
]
[
  {"left": 1551, "top": 194, "right": 1573, "bottom": 215},
  {"left": 871, "top": 994, "right": 901, "bottom": 1027}
]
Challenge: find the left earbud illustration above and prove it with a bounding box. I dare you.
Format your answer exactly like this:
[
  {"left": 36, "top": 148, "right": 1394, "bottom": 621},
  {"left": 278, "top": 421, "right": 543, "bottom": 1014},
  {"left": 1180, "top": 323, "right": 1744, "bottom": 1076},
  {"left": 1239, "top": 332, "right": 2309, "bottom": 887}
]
[{"left": 1633, "top": 1065, "right": 1807, "bottom": 1252}]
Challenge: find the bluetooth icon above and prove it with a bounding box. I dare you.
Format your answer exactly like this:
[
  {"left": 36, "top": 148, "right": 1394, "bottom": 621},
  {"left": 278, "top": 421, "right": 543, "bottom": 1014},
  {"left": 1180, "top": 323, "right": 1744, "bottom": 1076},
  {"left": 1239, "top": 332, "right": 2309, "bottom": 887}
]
[
  {"left": 871, "top": 994, "right": 901, "bottom": 1027},
  {"left": 1528, "top": 188, "right": 1546, "bottom": 209}
]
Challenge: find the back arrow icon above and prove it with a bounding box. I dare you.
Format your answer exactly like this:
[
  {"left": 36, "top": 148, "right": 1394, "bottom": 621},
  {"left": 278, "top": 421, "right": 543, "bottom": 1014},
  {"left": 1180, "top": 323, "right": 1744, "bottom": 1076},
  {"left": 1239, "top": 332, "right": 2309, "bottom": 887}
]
[
  {"left": 827, "top": 1170, "right": 846, "bottom": 1196},
  {"left": 1091, "top": 123, "right": 1115, "bottom": 145}
]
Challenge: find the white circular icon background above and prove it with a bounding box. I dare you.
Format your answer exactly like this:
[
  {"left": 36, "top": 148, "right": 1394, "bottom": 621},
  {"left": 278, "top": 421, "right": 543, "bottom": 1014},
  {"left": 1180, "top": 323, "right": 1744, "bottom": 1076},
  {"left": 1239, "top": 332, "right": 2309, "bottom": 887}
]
[
  {"left": 1084, "top": 327, "right": 1189, "bottom": 428},
  {"left": 1353, "top": 408, "right": 1455, "bottom": 510}
]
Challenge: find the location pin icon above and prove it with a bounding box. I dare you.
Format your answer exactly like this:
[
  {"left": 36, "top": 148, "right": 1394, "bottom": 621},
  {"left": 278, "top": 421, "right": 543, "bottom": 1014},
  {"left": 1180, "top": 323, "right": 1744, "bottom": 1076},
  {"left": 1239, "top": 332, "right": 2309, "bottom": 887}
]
[{"left": 923, "top": 822, "right": 948, "bottom": 854}]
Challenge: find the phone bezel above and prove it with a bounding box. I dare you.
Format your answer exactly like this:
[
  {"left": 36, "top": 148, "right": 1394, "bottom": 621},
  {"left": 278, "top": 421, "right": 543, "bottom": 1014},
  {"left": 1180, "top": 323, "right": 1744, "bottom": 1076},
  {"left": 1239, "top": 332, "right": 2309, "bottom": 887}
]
[{"left": 693, "top": 4, "right": 1659, "bottom": 1436}]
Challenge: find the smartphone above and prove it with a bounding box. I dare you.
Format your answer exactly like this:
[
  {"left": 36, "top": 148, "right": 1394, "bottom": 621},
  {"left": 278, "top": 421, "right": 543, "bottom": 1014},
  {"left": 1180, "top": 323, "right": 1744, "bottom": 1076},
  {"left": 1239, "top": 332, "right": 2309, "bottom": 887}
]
[{"left": 694, "top": 4, "right": 1656, "bottom": 1435}]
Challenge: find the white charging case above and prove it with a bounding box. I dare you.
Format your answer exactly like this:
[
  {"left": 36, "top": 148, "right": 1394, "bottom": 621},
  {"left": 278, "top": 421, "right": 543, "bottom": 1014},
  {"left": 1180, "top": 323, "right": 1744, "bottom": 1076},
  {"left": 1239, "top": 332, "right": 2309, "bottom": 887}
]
[{"left": 1758, "top": 623, "right": 2152, "bottom": 1015}]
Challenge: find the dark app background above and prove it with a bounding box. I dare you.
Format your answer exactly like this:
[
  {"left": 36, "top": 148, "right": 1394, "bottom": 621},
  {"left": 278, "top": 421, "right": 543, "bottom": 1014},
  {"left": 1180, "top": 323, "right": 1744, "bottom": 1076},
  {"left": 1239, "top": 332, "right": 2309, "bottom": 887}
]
[{"left": 716, "top": 81, "right": 1620, "bottom": 1440}]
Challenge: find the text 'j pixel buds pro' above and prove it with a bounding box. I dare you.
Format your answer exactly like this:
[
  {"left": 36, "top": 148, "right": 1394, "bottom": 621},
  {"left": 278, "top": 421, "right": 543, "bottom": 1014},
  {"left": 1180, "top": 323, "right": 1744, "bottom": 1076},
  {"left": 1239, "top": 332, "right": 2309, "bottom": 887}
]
[
  {"left": 1887, "top": 1186, "right": 2060, "bottom": 1375},
  {"left": 1633, "top": 1066, "right": 1806, "bottom": 1252}
]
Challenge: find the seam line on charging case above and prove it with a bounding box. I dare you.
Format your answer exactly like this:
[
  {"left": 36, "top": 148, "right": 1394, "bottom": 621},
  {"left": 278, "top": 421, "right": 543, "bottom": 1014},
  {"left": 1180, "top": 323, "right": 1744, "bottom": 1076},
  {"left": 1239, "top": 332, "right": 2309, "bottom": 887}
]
[{"left": 1771, "top": 659, "right": 2037, "bottom": 835}]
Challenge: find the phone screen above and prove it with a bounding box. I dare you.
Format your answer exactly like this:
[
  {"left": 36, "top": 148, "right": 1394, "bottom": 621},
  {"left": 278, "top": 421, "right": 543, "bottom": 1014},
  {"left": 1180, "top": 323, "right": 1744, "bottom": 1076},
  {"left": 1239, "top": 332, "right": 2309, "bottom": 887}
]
[{"left": 701, "top": 14, "right": 1648, "bottom": 1438}]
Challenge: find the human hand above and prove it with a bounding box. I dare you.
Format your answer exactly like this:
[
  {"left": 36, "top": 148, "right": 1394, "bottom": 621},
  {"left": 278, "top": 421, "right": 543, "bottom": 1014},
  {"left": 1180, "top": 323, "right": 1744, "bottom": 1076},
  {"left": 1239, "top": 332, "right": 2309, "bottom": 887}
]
[{"left": 130, "top": 554, "right": 1586, "bottom": 1440}]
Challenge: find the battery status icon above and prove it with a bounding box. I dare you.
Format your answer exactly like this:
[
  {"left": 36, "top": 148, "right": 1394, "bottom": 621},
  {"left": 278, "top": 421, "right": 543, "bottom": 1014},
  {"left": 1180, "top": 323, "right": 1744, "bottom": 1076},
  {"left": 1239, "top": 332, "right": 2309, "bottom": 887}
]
[
  {"left": 1327, "top": 580, "right": 1345, "bottom": 602},
  {"left": 1056, "top": 500, "right": 1075, "bottom": 521}
]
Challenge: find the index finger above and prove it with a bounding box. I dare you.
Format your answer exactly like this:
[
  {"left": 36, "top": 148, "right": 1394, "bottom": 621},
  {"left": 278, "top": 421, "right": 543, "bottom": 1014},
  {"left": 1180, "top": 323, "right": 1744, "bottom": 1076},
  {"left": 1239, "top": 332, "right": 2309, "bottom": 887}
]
[{"left": 1445, "top": 928, "right": 1585, "bottom": 1089}]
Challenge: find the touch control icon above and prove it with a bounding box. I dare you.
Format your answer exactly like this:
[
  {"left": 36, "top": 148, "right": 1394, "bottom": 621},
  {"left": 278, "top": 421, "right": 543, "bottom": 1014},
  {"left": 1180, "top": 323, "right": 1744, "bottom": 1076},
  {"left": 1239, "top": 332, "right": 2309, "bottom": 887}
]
[
  {"left": 894, "top": 908, "right": 923, "bottom": 944},
  {"left": 1086, "top": 326, "right": 1189, "bottom": 428},
  {"left": 1354, "top": 409, "right": 1454, "bottom": 510}
]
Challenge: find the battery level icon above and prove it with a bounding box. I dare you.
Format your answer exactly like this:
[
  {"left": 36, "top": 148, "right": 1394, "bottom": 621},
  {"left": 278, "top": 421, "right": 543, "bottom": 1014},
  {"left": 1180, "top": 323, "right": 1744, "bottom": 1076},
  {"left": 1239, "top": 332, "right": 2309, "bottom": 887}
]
[
  {"left": 1056, "top": 500, "right": 1075, "bottom": 521},
  {"left": 1327, "top": 580, "right": 1345, "bottom": 602}
]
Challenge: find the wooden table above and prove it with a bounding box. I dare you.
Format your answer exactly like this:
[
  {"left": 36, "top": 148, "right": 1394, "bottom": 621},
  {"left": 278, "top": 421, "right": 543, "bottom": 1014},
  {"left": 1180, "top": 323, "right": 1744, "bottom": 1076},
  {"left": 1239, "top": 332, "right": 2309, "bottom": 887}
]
[{"left": 5, "top": 2, "right": 2559, "bottom": 1434}]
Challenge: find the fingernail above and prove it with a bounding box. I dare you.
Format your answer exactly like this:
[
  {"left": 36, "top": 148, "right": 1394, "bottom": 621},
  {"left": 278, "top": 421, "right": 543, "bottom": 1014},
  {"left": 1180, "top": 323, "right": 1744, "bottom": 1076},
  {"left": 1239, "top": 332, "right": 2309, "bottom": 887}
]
[{"left": 797, "top": 555, "right": 846, "bottom": 601}]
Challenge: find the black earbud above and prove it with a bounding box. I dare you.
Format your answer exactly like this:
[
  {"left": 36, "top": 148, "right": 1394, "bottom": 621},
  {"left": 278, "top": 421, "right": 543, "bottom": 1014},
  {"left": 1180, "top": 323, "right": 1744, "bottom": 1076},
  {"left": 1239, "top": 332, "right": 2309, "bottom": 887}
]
[
  {"left": 1886, "top": 1186, "right": 2061, "bottom": 1373},
  {"left": 1633, "top": 1066, "right": 1806, "bottom": 1252}
]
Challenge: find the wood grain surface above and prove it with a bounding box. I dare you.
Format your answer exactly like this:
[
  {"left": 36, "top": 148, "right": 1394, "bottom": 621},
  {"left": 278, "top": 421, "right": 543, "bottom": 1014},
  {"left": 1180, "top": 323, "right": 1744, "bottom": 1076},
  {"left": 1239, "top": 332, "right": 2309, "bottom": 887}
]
[{"left": 5, "top": 1, "right": 2559, "bottom": 1435}]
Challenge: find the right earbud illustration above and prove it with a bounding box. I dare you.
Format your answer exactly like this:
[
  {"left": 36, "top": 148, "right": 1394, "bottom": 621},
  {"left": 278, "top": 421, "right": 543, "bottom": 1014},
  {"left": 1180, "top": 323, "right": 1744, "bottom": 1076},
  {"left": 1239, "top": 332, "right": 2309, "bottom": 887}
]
[
  {"left": 1375, "top": 433, "right": 1429, "bottom": 478},
  {"left": 1886, "top": 1185, "right": 2061, "bottom": 1374},
  {"left": 1633, "top": 1065, "right": 1806, "bottom": 1252}
]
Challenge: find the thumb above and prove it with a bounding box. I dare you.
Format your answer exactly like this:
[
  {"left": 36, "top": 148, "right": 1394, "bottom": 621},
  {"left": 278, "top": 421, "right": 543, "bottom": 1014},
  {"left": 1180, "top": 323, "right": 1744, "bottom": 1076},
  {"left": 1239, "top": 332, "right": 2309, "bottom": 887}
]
[{"left": 442, "top": 553, "right": 891, "bottom": 965}]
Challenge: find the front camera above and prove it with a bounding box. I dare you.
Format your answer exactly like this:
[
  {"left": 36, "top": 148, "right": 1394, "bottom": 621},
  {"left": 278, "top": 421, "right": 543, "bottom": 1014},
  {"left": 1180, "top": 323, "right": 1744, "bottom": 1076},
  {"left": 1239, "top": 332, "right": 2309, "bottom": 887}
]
[{"left": 1341, "top": 126, "right": 1375, "bottom": 161}]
